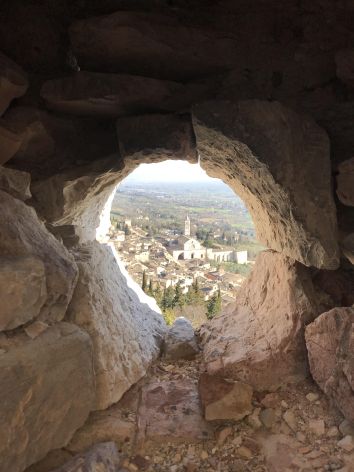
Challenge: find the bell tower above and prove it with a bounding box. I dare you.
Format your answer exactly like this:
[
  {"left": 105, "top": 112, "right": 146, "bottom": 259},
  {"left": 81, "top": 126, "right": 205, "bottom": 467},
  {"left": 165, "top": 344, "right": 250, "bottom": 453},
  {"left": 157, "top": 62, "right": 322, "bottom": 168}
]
[{"left": 184, "top": 215, "right": 191, "bottom": 236}]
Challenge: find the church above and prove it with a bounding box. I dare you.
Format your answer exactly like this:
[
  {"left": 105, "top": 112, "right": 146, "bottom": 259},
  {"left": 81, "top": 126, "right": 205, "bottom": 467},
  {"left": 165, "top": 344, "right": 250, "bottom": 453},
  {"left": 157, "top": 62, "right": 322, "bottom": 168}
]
[
  {"left": 168, "top": 216, "right": 248, "bottom": 264},
  {"left": 168, "top": 216, "right": 206, "bottom": 260}
]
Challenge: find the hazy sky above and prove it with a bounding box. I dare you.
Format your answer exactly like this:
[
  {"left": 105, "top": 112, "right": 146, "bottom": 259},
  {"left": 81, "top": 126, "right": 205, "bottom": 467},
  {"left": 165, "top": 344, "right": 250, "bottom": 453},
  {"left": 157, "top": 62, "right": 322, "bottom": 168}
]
[{"left": 124, "top": 160, "right": 221, "bottom": 183}]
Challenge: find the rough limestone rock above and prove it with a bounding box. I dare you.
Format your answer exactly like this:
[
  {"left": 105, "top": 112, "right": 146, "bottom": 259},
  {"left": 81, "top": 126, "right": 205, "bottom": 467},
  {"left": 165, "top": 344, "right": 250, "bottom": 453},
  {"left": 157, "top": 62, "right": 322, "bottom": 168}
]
[
  {"left": 163, "top": 317, "right": 199, "bottom": 360},
  {"left": 137, "top": 379, "right": 213, "bottom": 445},
  {"left": 69, "top": 12, "right": 236, "bottom": 81},
  {"left": 117, "top": 113, "right": 197, "bottom": 167},
  {"left": 337, "top": 157, "right": 354, "bottom": 207},
  {"left": 52, "top": 442, "right": 120, "bottom": 472},
  {"left": 0, "top": 323, "right": 95, "bottom": 472},
  {"left": 26, "top": 450, "right": 73, "bottom": 472},
  {"left": 0, "top": 190, "right": 78, "bottom": 324},
  {"left": 41, "top": 71, "right": 185, "bottom": 116},
  {"left": 199, "top": 374, "right": 253, "bottom": 421},
  {"left": 0, "top": 256, "right": 46, "bottom": 331},
  {"left": 335, "top": 50, "right": 354, "bottom": 88},
  {"left": 67, "top": 242, "right": 166, "bottom": 410},
  {"left": 0, "top": 121, "right": 23, "bottom": 165},
  {"left": 0, "top": 52, "right": 28, "bottom": 115},
  {"left": 312, "top": 266, "right": 354, "bottom": 307},
  {"left": 0, "top": 165, "right": 31, "bottom": 200},
  {"left": 31, "top": 156, "right": 124, "bottom": 242},
  {"left": 193, "top": 100, "right": 339, "bottom": 269},
  {"left": 305, "top": 307, "right": 354, "bottom": 423},
  {"left": 3, "top": 106, "right": 116, "bottom": 178},
  {"left": 200, "top": 250, "right": 321, "bottom": 391},
  {"left": 68, "top": 402, "right": 136, "bottom": 455}
]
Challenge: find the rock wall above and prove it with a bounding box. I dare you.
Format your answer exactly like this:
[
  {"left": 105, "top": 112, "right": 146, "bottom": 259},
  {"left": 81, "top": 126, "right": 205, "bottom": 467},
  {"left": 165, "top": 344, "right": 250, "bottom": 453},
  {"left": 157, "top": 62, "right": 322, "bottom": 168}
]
[
  {"left": 199, "top": 250, "right": 324, "bottom": 391},
  {"left": 66, "top": 242, "right": 166, "bottom": 410},
  {"left": 1, "top": 0, "right": 354, "bottom": 469},
  {"left": 0, "top": 167, "right": 165, "bottom": 471}
]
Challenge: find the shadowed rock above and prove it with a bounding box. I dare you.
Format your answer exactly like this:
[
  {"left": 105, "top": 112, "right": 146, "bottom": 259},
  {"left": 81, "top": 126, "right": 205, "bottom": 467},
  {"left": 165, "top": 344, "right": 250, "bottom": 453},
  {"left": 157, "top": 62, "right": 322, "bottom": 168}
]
[
  {"left": 0, "top": 120, "right": 22, "bottom": 165},
  {"left": 0, "top": 52, "right": 28, "bottom": 116},
  {"left": 52, "top": 442, "right": 120, "bottom": 472},
  {"left": 193, "top": 99, "right": 339, "bottom": 269},
  {"left": 335, "top": 50, "right": 354, "bottom": 88},
  {"left": 69, "top": 12, "right": 236, "bottom": 80},
  {"left": 2, "top": 106, "right": 117, "bottom": 178},
  {"left": 163, "top": 317, "right": 199, "bottom": 360},
  {"left": 306, "top": 307, "right": 354, "bottom": 424},
  {"left": 0, "top": 166, "right": 31, "bottom": 200},
  {"left": 337, "top": 157, "right": 354, "bottom": 207},
  {"left": 41, "top": 71, "right": 187, "bottom": 117},
  {"left": 117, "top": 113, "right": 197, "bottom": 166}
]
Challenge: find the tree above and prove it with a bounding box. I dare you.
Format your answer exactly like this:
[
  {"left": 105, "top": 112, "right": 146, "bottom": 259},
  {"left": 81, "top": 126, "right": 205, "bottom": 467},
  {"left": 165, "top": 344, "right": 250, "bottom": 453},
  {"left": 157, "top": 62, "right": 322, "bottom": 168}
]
[
  {"left": 173, "top": 282, "right": 185, "bottom": 309},
  {"left": 142, "top": 270, "right": 148, "bottom": 292},
  {"left": 187, "top": 278, "right": 203, "bottom": 305},
  {"left": 147, "top": 279, "right": 154, "bottom": 296},
  {"left": 154, "top": 283, "right": 163, "bottom": 306},
  {"left": 160, "top": 286, "right": 175, "bottom": 311},
  {"left": 206, "top": 289, "right": 222, "bottom": 320}
]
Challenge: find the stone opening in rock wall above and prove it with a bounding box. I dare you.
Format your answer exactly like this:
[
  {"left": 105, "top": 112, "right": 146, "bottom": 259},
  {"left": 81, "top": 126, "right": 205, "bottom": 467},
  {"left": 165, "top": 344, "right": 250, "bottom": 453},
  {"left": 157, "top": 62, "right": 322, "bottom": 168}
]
[{"left": 103, "top": 159, "right": 261, "bottom": 328}]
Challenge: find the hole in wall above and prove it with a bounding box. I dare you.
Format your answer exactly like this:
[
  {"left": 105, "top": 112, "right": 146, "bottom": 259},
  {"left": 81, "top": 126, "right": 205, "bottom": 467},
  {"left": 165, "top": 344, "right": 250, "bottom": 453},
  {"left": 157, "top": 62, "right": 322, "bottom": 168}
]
[{"left": 99, "top": 159, "right": 263, "bottom": 327}]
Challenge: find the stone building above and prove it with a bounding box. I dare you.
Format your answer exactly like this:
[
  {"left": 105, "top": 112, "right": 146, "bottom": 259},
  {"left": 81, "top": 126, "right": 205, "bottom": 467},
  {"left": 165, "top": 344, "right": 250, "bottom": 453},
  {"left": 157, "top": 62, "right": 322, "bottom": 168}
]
[
  {"left": 170, "top": 235, "right": 207, "bottom": 261},
  {"left": 169, "top": 217, "right": 248, "bottom": 263}
]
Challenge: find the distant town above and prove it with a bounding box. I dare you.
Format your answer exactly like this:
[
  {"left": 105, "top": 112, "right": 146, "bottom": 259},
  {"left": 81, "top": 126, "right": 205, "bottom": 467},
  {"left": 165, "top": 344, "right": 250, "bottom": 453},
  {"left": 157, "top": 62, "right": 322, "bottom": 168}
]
[{"left": 109, "top": 180, "right": 263, "bottom": 326}]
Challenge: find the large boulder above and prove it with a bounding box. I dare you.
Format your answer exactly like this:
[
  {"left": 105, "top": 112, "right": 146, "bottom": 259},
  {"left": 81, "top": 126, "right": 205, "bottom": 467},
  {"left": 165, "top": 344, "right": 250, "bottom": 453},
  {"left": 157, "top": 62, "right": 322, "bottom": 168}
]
[
  {"left": 335, "top": 49, "right": 354, "bottom": 88},
  {"left": 193, "top": 100, "right": 339, "bottom": 269},
  {"left": 0, "top": 190, "right": 78, "bottom": 329},
  {"left": 0, "top": 121, "right": 23, "bottom": 165},
  {"left": 0, "top": 323, "right": 95, "bottom": 472},
  {"left": 41, "top": 72, "right": 186, "bottom": 117},
  {"left": 69, "top": 12, "right": 236, "bottom": 81},
  {"left": 31, "top": 155, "right": 123, "bottom": 242},
  {"left": 199, "top": 373, "right": 253, "bottom": 421},
  {"left": 0, "top": 165, "right": 31, "bottom": 200},
  {"left": 52, "top": 442, "right": 120, "bottom": 472},
  {"left": 163, "top": 317, "right": 199, "bottom": 360},
  {"left": 137, "top": 379, "right": 213, "bottom": 444},
  {"left": 337, "top": 157, "right": 354, "bottom": 207},
  {"left": 305, "top": 307, "right": 354, "bottom": 423},
  {"left": 0, "top": 256, "right": 46, "bottom": 331},
  {"left": 67, "top": 242, "right": 166, "bottom": 410},
  {"left": 68, "top": 401, "right": 136, "bottom": 455},
  {"left": 200, "top": 250, "right": 322, "bottom": 391},
  {"left": 2, "top": 106, "right": 117, "bottom": 178},
  {"left": 0, "top": 52, "right": 28, "bottom": 115},
  {"left": 116, "top": 113, "right": 197, "bottom": 168}
]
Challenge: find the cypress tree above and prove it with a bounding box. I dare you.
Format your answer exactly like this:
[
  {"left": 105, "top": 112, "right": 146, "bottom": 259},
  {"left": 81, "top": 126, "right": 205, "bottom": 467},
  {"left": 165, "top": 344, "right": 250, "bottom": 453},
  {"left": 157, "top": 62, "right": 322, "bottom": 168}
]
[{"left": 142, "top": 270, "right": 147, "bottom": 292}]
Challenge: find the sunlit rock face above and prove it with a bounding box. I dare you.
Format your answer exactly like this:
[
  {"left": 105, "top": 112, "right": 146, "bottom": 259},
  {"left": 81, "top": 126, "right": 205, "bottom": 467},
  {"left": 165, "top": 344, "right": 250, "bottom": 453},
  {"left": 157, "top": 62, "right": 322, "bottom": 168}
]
[
  {"left": 193, "top": 100, "right": 339, "bottom": 270},
  {"left": 199, "top": 250, "right": 325, "bottom": 391},
  {"left": 66, "top": 242, "right": 166, "bottom": 410},
  {"left": 0, "top": 190, "right": 78, "bottom": 328},
  {"left": 0, "top": 323, "right": 95, "bottom": 472}
]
